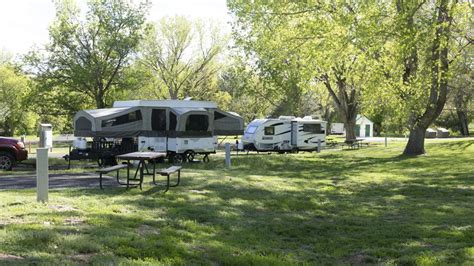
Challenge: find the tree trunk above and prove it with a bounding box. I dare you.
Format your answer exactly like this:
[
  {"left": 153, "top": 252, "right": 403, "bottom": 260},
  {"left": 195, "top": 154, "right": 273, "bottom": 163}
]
[
  {"left": 373, "top": 122, "right": 382, "bottom": 137},
  {"left": 344, "top": 116, "right": 357, "bottom": 141},
  {"left": 403, "top": 124, "right": 426, "bottom": 155},
  {"left": 96, "top": 96, "right": 105, "bottom": 109},
  {"left": 456, "top": 110, "right": 470, "bottom": 136},
  {"left": 95, "top": 86, "right": 106, "bottom": 109},
  {"left": 321, "top": 72, "right": 359, "bottom": 142},
  {"left": 402, "top": 0, "right": 452, "bottom": 156},
  {"left": 455, "top": 89, "right": 470, "bottom": 136}
]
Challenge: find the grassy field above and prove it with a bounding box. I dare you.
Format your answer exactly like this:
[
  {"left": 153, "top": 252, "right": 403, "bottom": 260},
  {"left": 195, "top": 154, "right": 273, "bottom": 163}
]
[{"left": 0, "top": 140, "right": 473, "bottom": 265}]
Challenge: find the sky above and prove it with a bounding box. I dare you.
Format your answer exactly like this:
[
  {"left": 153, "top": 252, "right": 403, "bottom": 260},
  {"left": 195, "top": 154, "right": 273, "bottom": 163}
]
[{"left": 0, "top": 0, "right": 231, "bottom": 55}]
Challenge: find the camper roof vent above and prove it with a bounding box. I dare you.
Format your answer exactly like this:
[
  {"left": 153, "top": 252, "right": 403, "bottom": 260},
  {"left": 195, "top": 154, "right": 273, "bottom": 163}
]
[
  {"left": 302, "top": 116, "right": 313, "bottom": 120},
  {"left": 278, "top": 116, "right": 296, "bottom": 120}
]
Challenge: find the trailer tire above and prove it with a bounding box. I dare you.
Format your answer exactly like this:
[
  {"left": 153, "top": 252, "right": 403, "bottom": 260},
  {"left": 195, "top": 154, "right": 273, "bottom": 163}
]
[
  {"left": 173, "top": 154, "right": 184, "bottom": 164},
  {"left": 184, "top": 151, "right": 195, "bottom": 162},
  {"left": 203, "top": 154, "right": 210, "bottom": 163}
]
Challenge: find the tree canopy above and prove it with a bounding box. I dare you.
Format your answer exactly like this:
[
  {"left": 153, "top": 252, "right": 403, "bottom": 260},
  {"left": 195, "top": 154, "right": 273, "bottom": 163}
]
[{"left": 27, "top": 0, "right": 150, "bottom": 109}]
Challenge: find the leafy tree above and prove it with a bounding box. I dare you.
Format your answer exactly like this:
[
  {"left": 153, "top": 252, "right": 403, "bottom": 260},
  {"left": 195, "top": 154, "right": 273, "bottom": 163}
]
[
  {"left": 0, "top": 65, "right": 32, "bottom": 136},
  {"left": 218, "top": 58, "right": 276, "bottom": 123},
  {"left": 451, "top": 43, "right": 473, "bottom": 136},
  {"left": 380, "top": 0, "right": 471, "bottom": 155},
  {"left": 140, "top": 16, "right": 227, "bottom": 100},
  {"left": 228, "top": 1, "right": 388, "bottom": 141},
  {"left": 27, "top": 0, "right": 150, "bottom": 109}
]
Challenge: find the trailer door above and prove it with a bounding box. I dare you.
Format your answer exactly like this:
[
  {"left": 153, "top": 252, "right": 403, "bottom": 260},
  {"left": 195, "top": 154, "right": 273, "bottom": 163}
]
[{"left": 291, "top": 121, "right": 298, "bottom": 146}]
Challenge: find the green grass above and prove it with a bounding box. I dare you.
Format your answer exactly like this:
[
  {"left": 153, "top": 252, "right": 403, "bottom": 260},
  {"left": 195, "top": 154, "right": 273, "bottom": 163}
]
[{"left": 1, "top": 140, "right": 473, "bottom": 265}]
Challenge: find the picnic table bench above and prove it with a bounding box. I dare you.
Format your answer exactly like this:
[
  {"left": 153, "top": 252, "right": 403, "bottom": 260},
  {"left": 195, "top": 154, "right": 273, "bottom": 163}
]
[
  {"left": 96, "top": 163, "right": 130, "bottom": 189},
  {"left": 155, "top": 166, "right": 182, "bottom": 193},
  {"left": 341, "top": 139, "right": 369, "bottom": 149},
  {"left": 115, "top": 152, "right": 166, "bottom": 190}
]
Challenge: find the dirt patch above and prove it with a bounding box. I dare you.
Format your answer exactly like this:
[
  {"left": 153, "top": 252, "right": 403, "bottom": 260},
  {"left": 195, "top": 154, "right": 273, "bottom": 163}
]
[
  {"left": 49, "top": 205, "right": 78, "bottom": 212},
  {"left": 189, "top": 189, "right": 210, "bottom": 194},
  {"left": 0, "top": 253, "right": 24, "bottom": 261},
  {"left": 138, "top": 224, "right": 160, "bottom": 236},
  {"left": 64, "top": 217, "right": 85, "bottom": 225},
  {"left": 69, "top": 254, "right": 96, "bottom": 263},
  {"left": 343, "top": 252, "right": 378, "bottom": 265}
]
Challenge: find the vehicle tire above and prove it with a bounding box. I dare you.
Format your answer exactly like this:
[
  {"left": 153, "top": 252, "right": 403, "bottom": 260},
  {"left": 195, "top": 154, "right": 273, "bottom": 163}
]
[
  {"left": 185, "top": 151, "right": 195, "bottom": 162},
  {"left": 173, "top": 154, "right": 184, "bottom": 164},
  {"left": 104, "top": 157, "right": 117, "bottom": 166},
  {"left": 0, "top": 152, "right": 14, "bottom": 171}
]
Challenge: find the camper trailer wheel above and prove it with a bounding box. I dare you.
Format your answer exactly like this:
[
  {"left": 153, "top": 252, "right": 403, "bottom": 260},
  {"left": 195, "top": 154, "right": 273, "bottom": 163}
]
[
  {"left": 173, "top": 154, "right": 184, "bottom": 164},
  {"left": 97, "top": 157, "right": 117, "bottom": 167},
  {"left": 184, "top": 151, "right": 195, "bottom": 162}
]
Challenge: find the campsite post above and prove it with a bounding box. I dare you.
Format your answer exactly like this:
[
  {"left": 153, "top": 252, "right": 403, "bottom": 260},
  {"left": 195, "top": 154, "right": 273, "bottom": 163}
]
[
  {"left": 385, "top": 136, "right": 388, "bottom": 147},
  {"left": 317, "top": 139, "right": 321, "bottom": 153},
  {"left": 36, "top": 148, "right": 49, "bottom": 202},
  {"left": 225, "top": 143, "right": 231, "bottom": 168}
]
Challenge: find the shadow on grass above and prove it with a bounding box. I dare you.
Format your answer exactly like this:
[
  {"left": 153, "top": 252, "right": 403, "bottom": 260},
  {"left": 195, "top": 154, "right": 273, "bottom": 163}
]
[{"left": 1, "top": 141, "right": 473, "bottom": 264}]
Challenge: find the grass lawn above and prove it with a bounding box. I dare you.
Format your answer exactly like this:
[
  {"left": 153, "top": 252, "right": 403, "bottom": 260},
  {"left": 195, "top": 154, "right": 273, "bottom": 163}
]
[{"left": 0, "top": 140, "right": 473, "bottom": 265}]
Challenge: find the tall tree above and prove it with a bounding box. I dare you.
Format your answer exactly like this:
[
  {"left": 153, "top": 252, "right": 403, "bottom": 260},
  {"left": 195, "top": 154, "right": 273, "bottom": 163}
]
[
  {"left": 452, "top": 43, "right": 473, "bottom": 136},
  {"left": 389, "top": 0, "right": 468, "bottom": 155},
  {"left": 0, "top": 65, "right": 31, "bottom": 136},
  {"left": 27, "top": 0, "right": 150, "bottom": 109},
  {"left": 228, "top": 1, "right": 388, "bottom": 141},
  {"left": 140, "top": 16, "right": 226, "bottom": 100}
]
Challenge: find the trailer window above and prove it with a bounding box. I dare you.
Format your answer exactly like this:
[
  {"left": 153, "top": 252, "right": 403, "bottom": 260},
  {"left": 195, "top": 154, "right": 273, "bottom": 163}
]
[
  {"left": 186, "top": 115, "right": 209, "bottom": 131},
  {"left": 246, "top": 126, "right": 257, "bottom": 134},
  {"left": 264, "top": 126, "right": 275, "bottom": 135},
  {"left": 76, "top": 117, "right": 92, "bottom": 130},
  {"left": 152, "top": 109, "right": 166, "bottom": 131},
  {"left": 102, "top": 110, "right": 142, "bottom": 127},
  {"left": 214, "top": 111, "right": 226, "bottom": 120},
  {"left": 169, "top": 112, "right": 177, "bottom": 131},
  {"left": 303, "top": 124, "right": 324, "bottom": 134}
]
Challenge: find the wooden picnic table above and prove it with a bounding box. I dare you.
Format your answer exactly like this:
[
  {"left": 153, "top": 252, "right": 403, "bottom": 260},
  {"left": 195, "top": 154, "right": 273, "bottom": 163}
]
[
  {"left": 342, "top": 139, "right": 366, "bottom": 149},
  {"left": 116, "top": 152, "right": 167, "bottom": 189}
]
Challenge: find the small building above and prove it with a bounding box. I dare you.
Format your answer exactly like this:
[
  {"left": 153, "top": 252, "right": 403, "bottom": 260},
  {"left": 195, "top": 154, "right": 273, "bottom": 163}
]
[
  {"left": 329, "top": 115, "right": 374, "bottom": 138},
  {"left": 436, "top": 128, "right": 450, "bottom": 138},
  {"left": 426, "top": 128, "right": 437, "bottom": 138},
  {"left": 355, "top": 115, "right": 373, "bottom": 138}
]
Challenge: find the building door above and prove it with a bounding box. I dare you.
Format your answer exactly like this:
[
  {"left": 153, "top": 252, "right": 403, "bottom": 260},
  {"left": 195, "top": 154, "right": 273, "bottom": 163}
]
[
  {"left": 365, "top": 124, "right": 370, "bottom": 137},
  {"left": 355, "top": 125, "right": 360, "bottom": 137}
]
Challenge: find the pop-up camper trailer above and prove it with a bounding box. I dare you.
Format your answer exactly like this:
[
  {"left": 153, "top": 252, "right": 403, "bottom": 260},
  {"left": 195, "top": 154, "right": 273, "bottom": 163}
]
[
  {"left": 241, "top": 116, "right": 327, "bottom": 152},
  {"left": 69, "top": 100, "right": 244, "bottom": 164}
]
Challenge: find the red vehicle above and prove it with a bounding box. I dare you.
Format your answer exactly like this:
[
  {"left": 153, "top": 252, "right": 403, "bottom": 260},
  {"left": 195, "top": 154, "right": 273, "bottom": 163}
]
[{"left": 0, "top": 137, "right": 28, "bottom": 170}]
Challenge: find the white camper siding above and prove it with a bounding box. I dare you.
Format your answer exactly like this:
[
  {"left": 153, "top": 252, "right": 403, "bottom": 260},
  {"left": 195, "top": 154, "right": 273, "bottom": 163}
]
[
  {"left": 330, "top": 123, "right": 345, "bottom": 134},
  {"left": 174, "top": 137, "right": 214, "bottom": 153},
  {"left": 138, "top": 137, "right": 167, "bottom": 152},
  {"left": 241, "top": 118, "right": 327, "bottom": 152}
]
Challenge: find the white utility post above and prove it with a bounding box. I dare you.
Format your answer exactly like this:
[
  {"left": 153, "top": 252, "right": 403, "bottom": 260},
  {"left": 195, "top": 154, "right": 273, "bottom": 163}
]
[
  {"left": 36, "top": 148, "right": 49, "bottom": 202},
  {"left": 225, "top": 143, "right": 231, "bottom": 168}
]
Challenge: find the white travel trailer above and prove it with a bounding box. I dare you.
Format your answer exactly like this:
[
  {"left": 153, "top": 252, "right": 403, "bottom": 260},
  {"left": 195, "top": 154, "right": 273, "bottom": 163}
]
[
  {"left": 330, "top": 123, "right": 345, "bottom": 135},
  {"left": 241, "top": 116, "right": 327, "bottom": 152},
  {"left": 72, "top": 100, "right": 244, "bottom": 163}
]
